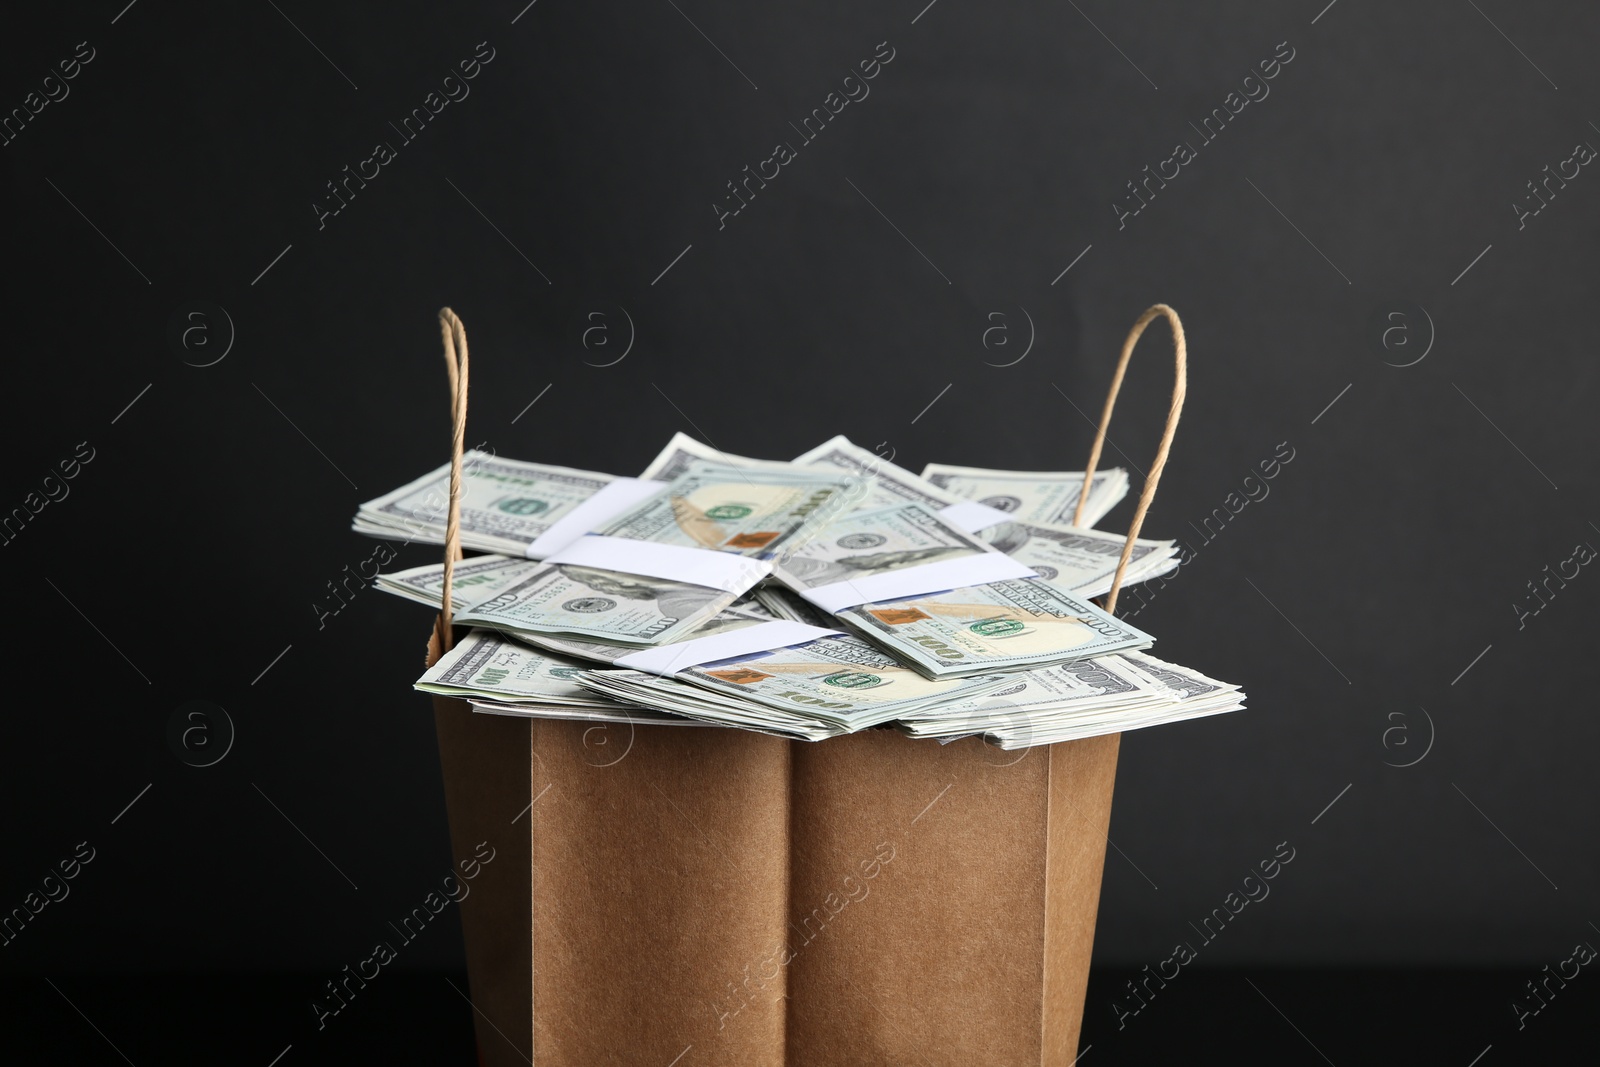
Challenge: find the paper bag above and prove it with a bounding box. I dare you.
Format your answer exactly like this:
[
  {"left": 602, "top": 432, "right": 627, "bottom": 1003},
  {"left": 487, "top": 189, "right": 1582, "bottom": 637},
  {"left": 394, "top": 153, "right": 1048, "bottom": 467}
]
[
  {"left": 429, "top": 628, "right": 1119, "bottom": 1066},
  {"left": 419, "top": 302, "right": 1189, "bottom": 1064}
]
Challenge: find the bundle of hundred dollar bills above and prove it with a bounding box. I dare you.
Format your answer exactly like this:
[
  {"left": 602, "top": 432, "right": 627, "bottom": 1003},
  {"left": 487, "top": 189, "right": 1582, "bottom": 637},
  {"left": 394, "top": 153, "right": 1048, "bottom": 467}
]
[{"left": 357, "top": 434, "right": 1243, "bottom": 746}]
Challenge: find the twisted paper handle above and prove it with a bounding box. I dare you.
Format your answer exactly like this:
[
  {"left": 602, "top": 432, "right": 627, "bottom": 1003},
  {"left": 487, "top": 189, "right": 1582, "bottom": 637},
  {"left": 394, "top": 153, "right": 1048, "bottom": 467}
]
[
  {"left": 434, "top": 307, "right": 470, "bottom": 653},
  {"left": 1072, "top": 304, "right": 1187, "bottom": 616},
  {"left": 425, "top": 304, "right": 1180, "bottom": 642}
]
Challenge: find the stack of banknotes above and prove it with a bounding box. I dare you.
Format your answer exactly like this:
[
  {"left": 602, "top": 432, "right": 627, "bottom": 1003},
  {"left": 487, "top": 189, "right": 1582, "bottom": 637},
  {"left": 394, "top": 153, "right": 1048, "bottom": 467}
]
[{"left": 356, "top": 434, "right": 1243, "bottom": 747}]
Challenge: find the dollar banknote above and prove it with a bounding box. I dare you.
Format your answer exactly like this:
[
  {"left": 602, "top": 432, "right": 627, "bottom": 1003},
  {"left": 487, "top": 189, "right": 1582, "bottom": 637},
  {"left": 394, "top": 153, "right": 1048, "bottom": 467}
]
[
  {"left": 355, "top": 451, "right": 619, "bottom": 554},
  {"left": 453, "top": 463, "right": 858, "bottom": 646},
  {"left": 794, "top": 436, "right": 1176, "bottom": 597},
  {"left": 422, "top": 626, "right": 1240, "bottom": 746},
  {"left": 980, "top": 651, "right": 1244, "bottom": 747},
  {"left": 373, "top": 512, "right": 1175, "bottom": 622},
  {"left": 975, "top": 521, "right": 1177, "bottom": 599},
  {"left": 646, "top": 433, "right": 948, "bottom": 528},
  {"left": 647, "top": 434, "right": 1176, "bottom": 597},
  {"left": 750, "top": 585, "right": 835, "bottom": 627},
  {"left": 420, "top": 628, "right": 708, "bottom": 726},
  {"left": 774, "top": 502, "right": 995, "bottom": 590},
  {"left": 793, "top": 435, "right": 953, "bottom": 514},
  {"left": 895, "top": 651, "right": 1243, "bottom": 745},
  {"left": 375, "top": 553, "right": 776, "bottom": 667},
  {"left": 577, "top": 633, "right": 1013, "bottom": 736},
  {"left": 921, "top": 462, "right": 1130, "bottom": 529},
  {"left": 604, "top": 461, "right": 858, "bottom": 558},
  {"left": 577, "top": 669, "right": 840, "bottom": 740},
  {"left": 417, "top": 627, "right": 625, "bottom": 707},
  {"left": 502, "top": 604, "right": 775, "bottom": 666},
  {"left": 468, "top": 696, "right": 706, "bottom": 726},
  {"left": 896, "top": 654, "right": 1165, "bottom": 737},
  {"left": 639, "top": 432, "right": 800, "bottom": 482},
  {"left": 838, "top": 579, "right": 1153, "bottom": 678},
  {"left": 376, "top": 554, "right": 535, "bottom": 611},
  {"left": 773, "top": 502, "right": 1154, "bottom": 677},
  {"left": 451, "top": 564, "right": 741, "bottom": 647},
  {"left": 361, "top": 433, "right": 1239, "bottom": 747}
]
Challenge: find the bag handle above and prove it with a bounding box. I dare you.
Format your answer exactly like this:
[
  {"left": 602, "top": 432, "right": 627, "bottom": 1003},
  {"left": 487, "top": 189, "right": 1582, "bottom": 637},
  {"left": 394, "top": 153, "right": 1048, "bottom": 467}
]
[
  {"left": 434, "top": 307, "right": 470, "bottom": 653},
  {"left": 1072, "top": 304, "right": 1187, "bottom": 616},
  {"left": 423, "top": 304, "right": 1180, "bottom": 639}
]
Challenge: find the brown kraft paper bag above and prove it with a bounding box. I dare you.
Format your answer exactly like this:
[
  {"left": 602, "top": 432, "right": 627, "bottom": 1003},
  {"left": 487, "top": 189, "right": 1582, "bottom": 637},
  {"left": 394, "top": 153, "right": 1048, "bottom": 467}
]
[{"left": 421, "top": 304, "right": 1189, "bottom": 1065}]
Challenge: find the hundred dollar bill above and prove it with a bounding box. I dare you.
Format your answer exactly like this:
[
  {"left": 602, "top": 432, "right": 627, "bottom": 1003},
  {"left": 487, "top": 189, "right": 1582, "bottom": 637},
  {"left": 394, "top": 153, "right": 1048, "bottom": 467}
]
[
  {"left": 977, "top": 521, "right": 1178, "bottom": 599},
  {"left": 980, "top": 652, "right": 1244, "bottom": 748},
  {"left": 648, "top": 433, "right": 1175, "bottom": 596},
  {"left": 842, "top": 580, "right": 1154, "bottom": 678},
  {"left": 451, "top": 563, "right": 731, "bottom": 646},
  {"left": 645, "top": 432, "right": 911, "bottom": 515},
  {"left": 374, "top": 552, "right": 775, "bottom": 663},
  {"left": 364, "top": 508, "right": 1175, "bottom": 619},
  {"left": 354, "top": 451, "right": 619, "bottom": 554},
  {"left": 507, "top": 604, "right": 774, "bottom": 665},
  {"left": 793, "top": 435, "right": 954, "bottom": 514},
  {"left": 896, "top": 654, "right": 1165, "bottom": 737},
  {"left": 750, "top": 585, "right": 835, "bottom": 628},
  {"left": 774, "top": 501, "right": 997, "bottom": 591},
  {"left": 605, "top": 461, "right": 857, "bottom": 557},
  {"left": 416, "top": 628, "right": 624, "bottom": 708},
  {"left": 453, "top": 561, "right": 765, "bottom": 647},
  {"left": 379, "top": 555, "right": 799, "bottom": 637},
  {"left": 646, "top": 433, "right": 931, "bottom": 524},
  {"left": 578, "top": 634, "right": 1013, "bottom": 735},
  {"left": 454, "top": 464, "right": 858, "bottom": 646},
  {"left": 773, "top": 502, "right": 1154, "bottom": 677},
  {"left": 794, "top": 436, "right": 1176, "bottom": 597},
  {"left": 1119, "top": 650, "right": 1239, "bottom": 700},
  {"left": 377, "top": 554, "right": 534, "bottom": 611},
  {"left": 468, "top": 697, "right": 705, "bottom": 726},
  {"left": 577, "top": 669, "right": 840, "bottom": 740},
  {"left": 921, "top": 462, "right": 1130, "bottom": 529},
  {"left": 420, "top": 630, "right": 708, "bottom": 726},
  {"left": 639, "top": 432, "right": 799, "bottom": 482}
]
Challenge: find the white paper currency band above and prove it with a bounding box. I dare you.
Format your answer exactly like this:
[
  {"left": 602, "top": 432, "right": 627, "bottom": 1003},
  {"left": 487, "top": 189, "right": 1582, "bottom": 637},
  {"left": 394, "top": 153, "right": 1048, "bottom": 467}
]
[
  {"left": 524, "top": 478, "right": 665, "bottom": 559},
  {"left": 543, "top": 535, "right": 772, "bottom": 594},
  {"left": 937, "top": 500, "right": 1021, "bottom": 533},
  {"left": 800, "top": 553, "right": 1038, "bottom": 613},
  {"left": 614, "top": 621, "right": 843, "bottom": 676}
]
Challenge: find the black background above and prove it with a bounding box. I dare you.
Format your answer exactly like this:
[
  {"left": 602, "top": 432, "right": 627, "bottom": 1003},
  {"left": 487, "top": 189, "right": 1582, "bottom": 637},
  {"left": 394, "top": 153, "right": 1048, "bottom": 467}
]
[{"left": 4, "top": 0, "right": 1598, "bottom": 1062}]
